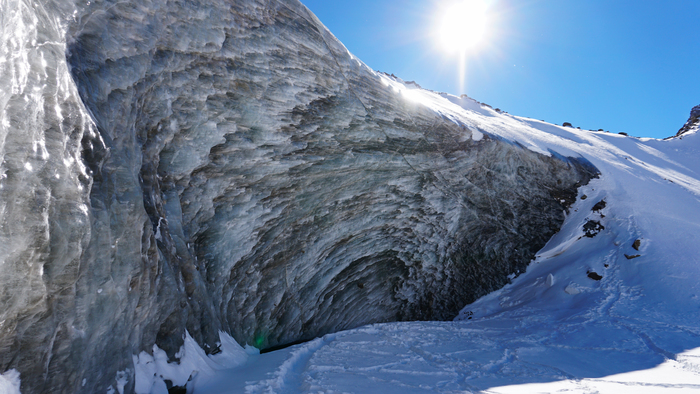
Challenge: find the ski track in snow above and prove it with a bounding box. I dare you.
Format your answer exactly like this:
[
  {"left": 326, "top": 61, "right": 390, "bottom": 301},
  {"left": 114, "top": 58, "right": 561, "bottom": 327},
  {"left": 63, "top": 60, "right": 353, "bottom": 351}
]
[{"left": 183, "top": 84, "right": 700, "bottom": 394}]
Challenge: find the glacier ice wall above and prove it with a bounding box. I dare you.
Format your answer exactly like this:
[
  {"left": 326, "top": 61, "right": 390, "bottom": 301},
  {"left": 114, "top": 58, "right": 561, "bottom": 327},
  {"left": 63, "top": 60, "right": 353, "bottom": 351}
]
[
  {"left": 1, "top": 0, "right": 596, "bottom": 392},
  {"left": 0, "top": 0, "right": 96, "bottom": 392}
]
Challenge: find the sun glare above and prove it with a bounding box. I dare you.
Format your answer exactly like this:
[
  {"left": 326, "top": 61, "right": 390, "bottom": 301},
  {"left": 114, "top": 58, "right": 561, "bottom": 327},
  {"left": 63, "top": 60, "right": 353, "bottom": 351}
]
[{"left": 437, "top": 0, "right": 489, "bottom": 54}]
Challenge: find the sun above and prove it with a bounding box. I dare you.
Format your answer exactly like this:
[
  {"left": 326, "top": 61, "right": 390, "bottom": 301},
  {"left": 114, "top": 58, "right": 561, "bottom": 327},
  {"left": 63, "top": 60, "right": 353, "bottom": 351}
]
[{"left": 437, "top": 0, "right": 490, "bottom": 54}]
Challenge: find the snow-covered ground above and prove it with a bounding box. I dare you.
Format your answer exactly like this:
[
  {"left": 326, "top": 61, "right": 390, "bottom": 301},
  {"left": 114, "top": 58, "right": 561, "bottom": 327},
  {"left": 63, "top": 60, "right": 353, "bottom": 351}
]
[{"left": 131, "top": 81, "right": 700, "bottom": 394}]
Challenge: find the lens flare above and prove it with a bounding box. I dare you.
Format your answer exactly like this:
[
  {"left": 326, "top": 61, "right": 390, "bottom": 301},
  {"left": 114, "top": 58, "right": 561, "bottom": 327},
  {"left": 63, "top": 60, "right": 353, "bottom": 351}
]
[
  {"left": 437, "top": 0, "right": 489, "bottom": 54},
  {"left": 434, "top": 0, "right": 492, "bottom": 93}
]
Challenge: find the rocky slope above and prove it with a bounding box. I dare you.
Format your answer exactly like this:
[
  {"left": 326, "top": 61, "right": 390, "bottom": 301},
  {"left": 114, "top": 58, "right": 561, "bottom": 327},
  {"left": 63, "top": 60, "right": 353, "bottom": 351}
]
[
  {"left": 1, "top": 0, "right": 597, "bottom": 392},
  {"left": 677, "top": 105, "right": 700, "bottom": 137}
]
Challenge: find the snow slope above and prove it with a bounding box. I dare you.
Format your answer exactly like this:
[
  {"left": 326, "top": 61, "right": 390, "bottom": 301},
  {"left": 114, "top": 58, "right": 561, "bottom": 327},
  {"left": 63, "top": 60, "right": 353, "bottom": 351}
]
[{"left": 163, "top": 82, "right": 700, "bottom": 394}]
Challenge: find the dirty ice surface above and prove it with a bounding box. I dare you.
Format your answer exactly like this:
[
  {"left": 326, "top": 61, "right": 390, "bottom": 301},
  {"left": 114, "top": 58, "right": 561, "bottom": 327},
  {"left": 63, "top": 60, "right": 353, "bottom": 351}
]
[{"left": 139, "top": 86, "right": 700, "bottom": 394}]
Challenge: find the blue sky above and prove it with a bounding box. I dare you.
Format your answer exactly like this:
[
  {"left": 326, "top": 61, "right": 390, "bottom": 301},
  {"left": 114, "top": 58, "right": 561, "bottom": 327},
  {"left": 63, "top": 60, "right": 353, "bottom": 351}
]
[{"left": 301, "top": 0, "right": 700, "bottom": 139}]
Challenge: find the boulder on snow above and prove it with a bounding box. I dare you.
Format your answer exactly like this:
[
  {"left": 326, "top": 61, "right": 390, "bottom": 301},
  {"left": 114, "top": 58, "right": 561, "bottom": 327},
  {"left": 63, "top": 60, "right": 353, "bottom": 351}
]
[
  {"left": 592, "top": 200, "right": 607, "bottom": 212},
  {"left": 587, "top": 271, "right": 603, "bottom": 281},
  {"left": 632, "top": 239, "right": 641, "bottom": 251},
  {"left": 564, "top": 283, "right": 582, "bottom": 295},
  {"left": 546, "top": 274, "right": 555, "bottom": 287},
  {"left": 583, "top": 220, "right": 605, "bottom": 237}
]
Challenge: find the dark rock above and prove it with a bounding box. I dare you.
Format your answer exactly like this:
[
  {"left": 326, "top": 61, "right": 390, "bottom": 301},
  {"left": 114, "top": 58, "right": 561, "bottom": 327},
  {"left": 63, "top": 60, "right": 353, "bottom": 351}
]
[
  {"left": 583, "top": 220, "right": 605, "bottom": 237},
  {"left": 581, "top": 195, "right": 588, "bottom": 200},
  {"left": 165, "top": 381, "right": 187, "bottom": 394},
  {"left": 587, "top": 271, "right": 603, "bottom": 281},
  {"left": 592, "top": 200, "right": 607, "bottom": 212},
  {"left": 632, "top": 239, "right": 641, "bottom": 251},
  {"left": 676, "top": 105, "right": 700, "bottom": 137},
  {"left": 625, "top": 254, "right": 641, "bottom": 260},
  {"left": 618, "top": 132, "right": 628, "bottom": 136},
  {"left": 563, "top": 122, "right": 573, "bottom": 127},
  {"left": 405, "top": 81, "right": 422, "bottom": 88}
]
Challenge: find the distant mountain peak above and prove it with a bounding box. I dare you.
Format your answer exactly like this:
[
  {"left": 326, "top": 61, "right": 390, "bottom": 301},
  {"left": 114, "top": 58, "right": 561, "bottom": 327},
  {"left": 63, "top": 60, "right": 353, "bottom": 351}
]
[{"left": 676, "top": 104, "right": 700, "bottom": 137}]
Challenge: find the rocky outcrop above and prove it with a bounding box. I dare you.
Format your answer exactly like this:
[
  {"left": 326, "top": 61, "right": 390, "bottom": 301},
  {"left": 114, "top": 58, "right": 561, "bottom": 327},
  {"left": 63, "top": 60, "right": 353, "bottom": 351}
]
[
  {"left": 1, "top": 0, "right": 597, "bottom": 392},
  {"left": 676, "top": 105, "right": 700, "bottom": 137}
]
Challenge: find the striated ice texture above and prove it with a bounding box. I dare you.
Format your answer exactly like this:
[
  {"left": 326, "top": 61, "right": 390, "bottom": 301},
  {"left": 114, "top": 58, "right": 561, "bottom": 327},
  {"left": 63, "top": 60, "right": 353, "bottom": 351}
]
[
  {"left": 1, "top": 0, "right": 95, "bottom": 392},
  {"left": 1, "top": 0, "right": 596, "bottom": 392}
]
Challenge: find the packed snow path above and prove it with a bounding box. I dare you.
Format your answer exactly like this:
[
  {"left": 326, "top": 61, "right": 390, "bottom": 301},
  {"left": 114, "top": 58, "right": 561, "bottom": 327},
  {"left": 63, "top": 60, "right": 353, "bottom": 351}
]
[{"left": 197, "top": 320, "right": 700, "bottom": 393}]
